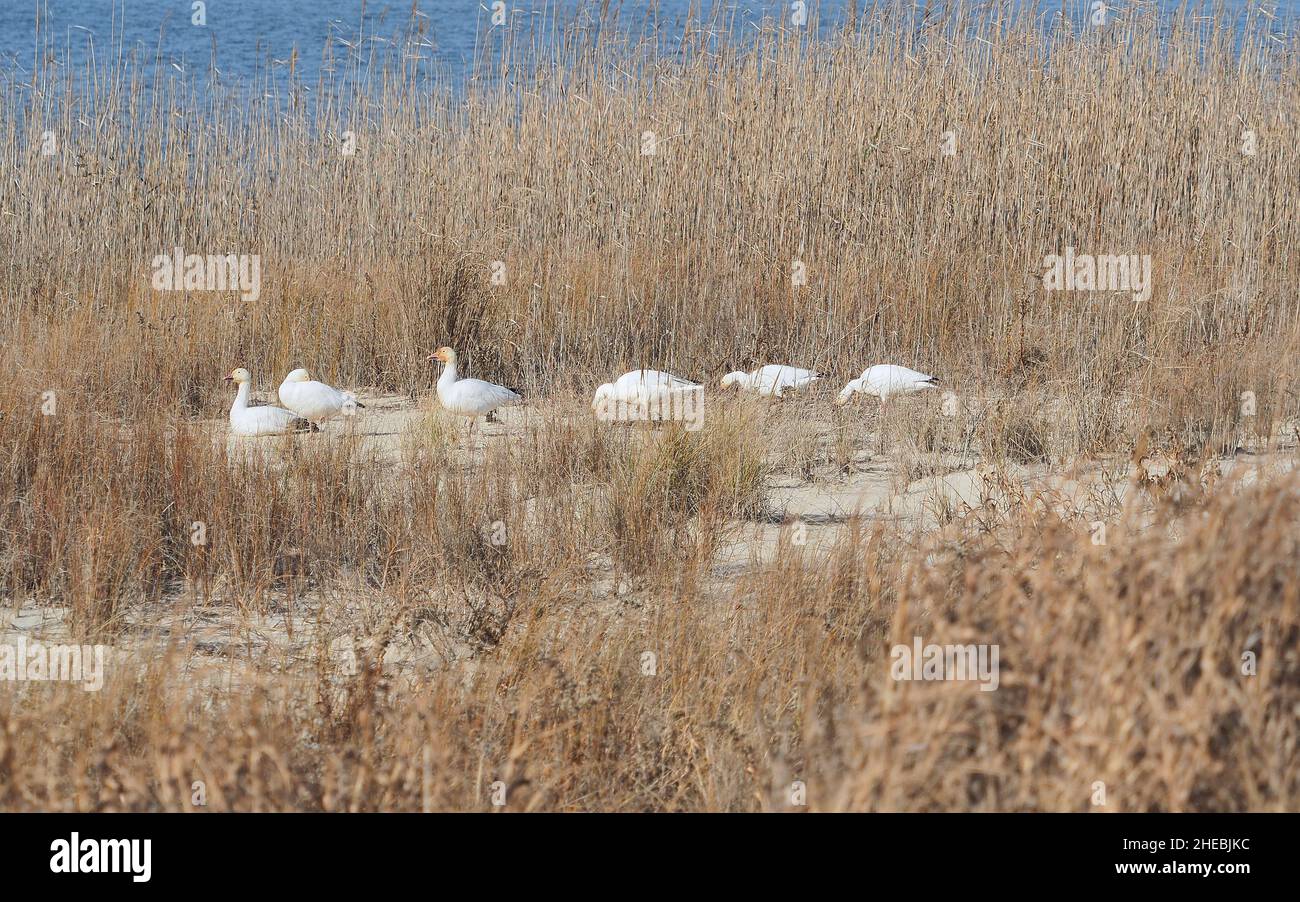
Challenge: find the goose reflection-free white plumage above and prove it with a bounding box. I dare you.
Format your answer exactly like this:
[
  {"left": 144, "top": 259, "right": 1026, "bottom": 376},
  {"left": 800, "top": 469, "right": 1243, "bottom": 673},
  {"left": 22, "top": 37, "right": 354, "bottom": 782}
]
[
  {"left": 429, "top": 347, "right": 522, "bottom": 418},
  {"left": 592, "top": 369, "right": 699, "bottom": 409},
  {"left": 278, "top": 368, "right": 363, "bottom": 423},
  {"left": 836, "top": 365, "right": 938, "bottom": 406},
  {"left": 226, "top": 368, "right": 316, "bottom": 436},
  {"left": 720, "top": 365, "right": 820, "bottom": 397}
]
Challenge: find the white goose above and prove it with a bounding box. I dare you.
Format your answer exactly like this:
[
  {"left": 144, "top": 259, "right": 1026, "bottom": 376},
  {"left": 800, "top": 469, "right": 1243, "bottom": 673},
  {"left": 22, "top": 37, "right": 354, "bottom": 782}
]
[
  {"left": 592, "top": 369, "right": 699, "bottom": 409},
  {"left": 428, "top": 347, "right": 521, "bottom": 422},
  {"left": 225, "top": 368, "right": 317, "bottom": 436},
  {"left": 720, "top": 365, "right": 820, "bottom": 398},
  {"left": 278, "top": 368, "right": 365, "bottom": 424},
  {"left": 836, "top": 364, "right": 938, "bottom": 407}
]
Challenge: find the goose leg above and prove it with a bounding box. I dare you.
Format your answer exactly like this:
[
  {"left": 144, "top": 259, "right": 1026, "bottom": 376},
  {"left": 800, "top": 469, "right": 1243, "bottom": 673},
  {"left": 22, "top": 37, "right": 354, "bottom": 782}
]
[{"left": 877, "top": 398, "right": 888, "bottom": 456}]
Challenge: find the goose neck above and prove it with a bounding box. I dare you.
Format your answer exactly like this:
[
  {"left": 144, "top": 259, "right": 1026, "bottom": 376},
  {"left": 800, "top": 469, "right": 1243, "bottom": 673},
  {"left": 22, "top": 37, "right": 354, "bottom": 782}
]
[
  {"left": 231, "top": 381, "right": 250, "bottom": 413},
  {"left": 437, "top": 358, "right": 459, "bottom": 393}
]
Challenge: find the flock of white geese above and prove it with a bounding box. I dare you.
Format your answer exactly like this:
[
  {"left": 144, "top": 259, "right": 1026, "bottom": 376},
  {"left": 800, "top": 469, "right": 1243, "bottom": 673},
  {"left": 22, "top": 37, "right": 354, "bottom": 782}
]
[{"left": 225, "top": 347, "right": 938, "bottom": 437}]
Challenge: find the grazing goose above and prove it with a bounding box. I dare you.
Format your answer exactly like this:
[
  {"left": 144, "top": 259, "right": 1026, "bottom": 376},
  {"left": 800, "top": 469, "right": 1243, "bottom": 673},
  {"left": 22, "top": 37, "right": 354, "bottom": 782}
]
[
  {"left": 428, "top": 347, "right": 521, "bottom": 422},
  {"left": 277, "top": 368, "right": 365, "bottom": 424},
  {"left": 226, "top": 368, "right": 317, "bottom": 436},
  {"left": 836, "top": 365, "right": 938, "bottom": 407},
  {"left": 720, "top": 365, "right": 820, "bottom": 398},
  {"left": 592, "top": 369, "right": 704, "bottom": 429},
  {"left": 592, "top": 369, "right": 699, "bottom": 409}
]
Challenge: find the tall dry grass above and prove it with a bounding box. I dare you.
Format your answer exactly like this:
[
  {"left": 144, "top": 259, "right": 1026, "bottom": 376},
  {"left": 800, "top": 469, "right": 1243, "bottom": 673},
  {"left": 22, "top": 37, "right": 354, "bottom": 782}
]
[
  {"left": 1, "top": 4, "right": 1296, "bottom": 434},
  {"left": 1, "top": 459, "right": 1296, "bottom": 811},
  {"left": 0, "top": 4, "right": 1298, "bottom": 811}
]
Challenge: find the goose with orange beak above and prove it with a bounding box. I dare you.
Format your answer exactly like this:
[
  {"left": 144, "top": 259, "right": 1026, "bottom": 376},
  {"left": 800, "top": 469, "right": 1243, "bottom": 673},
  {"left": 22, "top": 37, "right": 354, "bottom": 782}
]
[
  {"left": 428, "top": 347, "right": 522, "bottom": 425},
  {"left": 224, "top": 368, "right": 317, "bottom": 436}
]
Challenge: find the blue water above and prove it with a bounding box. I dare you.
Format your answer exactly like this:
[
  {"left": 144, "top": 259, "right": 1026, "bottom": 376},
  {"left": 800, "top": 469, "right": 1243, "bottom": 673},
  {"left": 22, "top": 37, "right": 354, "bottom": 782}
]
[{"left": 0, "top": 0, "right": 1288, "bottom": 87}]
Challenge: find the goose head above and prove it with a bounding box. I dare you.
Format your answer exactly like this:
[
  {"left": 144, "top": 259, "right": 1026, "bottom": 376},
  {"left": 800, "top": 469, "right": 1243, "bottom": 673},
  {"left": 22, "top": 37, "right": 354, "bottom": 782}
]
[
  {"left": 592, "top": 383, "right": 613, "bottom": 411},
  {"left": 835, "top": 379, "right": 861, "bottom": 406},
  {"left": 283, "top": 368, "right": 311, "bottom": 383},
  {"left": 428, "top": 347, "right": 456, "bottom": 365},
  {"left": 720, "top": 371, "right": 749, "bottom": 390},
  {"left": 225, "top": 367, "right": 252, "bottom": 385}
]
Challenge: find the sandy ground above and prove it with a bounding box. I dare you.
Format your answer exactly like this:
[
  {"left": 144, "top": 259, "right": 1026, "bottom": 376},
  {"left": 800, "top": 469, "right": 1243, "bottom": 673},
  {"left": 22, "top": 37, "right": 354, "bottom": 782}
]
[{"left": 5, "top": 388, "right": 1297, "bottom": 692}]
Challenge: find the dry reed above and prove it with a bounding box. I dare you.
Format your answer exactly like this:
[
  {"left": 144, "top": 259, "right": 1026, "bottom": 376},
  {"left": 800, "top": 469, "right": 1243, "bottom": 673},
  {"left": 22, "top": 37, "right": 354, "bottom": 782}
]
[{"left": 0, "top": 4, "right": 1297, "bottom": 811}]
